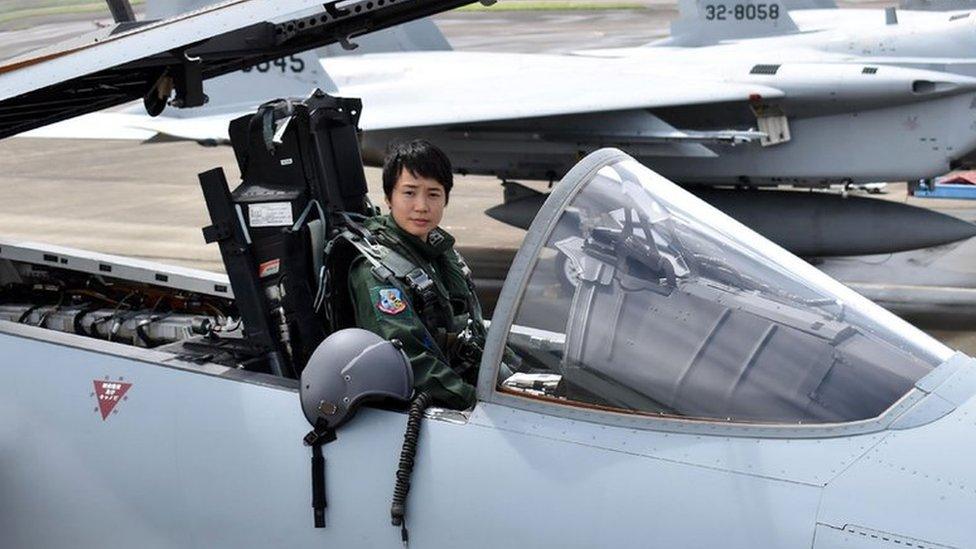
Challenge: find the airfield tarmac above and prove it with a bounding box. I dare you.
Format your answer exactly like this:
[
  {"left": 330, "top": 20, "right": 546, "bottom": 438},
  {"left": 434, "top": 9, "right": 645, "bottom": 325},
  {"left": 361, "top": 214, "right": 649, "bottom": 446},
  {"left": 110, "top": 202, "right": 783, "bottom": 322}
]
[{"left": 1, "top": 7, "right": 974, "bottom": 353}]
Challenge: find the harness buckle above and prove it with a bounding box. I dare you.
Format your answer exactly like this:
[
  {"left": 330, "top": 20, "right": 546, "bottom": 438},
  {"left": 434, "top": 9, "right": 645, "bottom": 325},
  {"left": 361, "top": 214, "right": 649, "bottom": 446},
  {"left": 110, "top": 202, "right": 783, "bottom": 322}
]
[{"left": 404, "top": 268, "right": 434, "bottom": 294}]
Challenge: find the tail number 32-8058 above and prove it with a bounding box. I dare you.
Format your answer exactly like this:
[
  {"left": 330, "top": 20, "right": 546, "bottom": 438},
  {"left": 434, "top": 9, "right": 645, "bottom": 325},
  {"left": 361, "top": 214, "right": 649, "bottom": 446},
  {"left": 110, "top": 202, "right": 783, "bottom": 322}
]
[{"left": 705, "top": 3, "right": 780, "bottom": 20}]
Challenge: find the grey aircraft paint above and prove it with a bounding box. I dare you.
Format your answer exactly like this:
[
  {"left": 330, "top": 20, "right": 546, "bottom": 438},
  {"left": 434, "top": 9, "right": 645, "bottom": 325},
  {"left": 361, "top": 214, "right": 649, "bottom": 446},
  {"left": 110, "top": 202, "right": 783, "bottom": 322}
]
[
  {"left": 2, "top": 149, "right": 976, "bottom": 548},
  {"left": 19, "top": 0, "right": 976, "bottom": 257}
]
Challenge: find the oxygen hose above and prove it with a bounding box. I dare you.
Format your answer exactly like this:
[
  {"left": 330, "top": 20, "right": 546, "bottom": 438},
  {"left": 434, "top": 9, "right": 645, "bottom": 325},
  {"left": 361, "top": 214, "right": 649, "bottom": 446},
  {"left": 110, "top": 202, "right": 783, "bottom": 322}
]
[{"left": 391, "top": 391, "right": 433, "bottom": 546}]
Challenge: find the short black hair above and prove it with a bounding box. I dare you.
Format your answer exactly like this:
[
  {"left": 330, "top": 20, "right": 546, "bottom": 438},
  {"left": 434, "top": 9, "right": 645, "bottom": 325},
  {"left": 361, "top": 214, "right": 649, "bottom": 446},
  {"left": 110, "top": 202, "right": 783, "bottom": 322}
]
[{"left": 382, "top": 140, "right": 453, "bottom": 203}]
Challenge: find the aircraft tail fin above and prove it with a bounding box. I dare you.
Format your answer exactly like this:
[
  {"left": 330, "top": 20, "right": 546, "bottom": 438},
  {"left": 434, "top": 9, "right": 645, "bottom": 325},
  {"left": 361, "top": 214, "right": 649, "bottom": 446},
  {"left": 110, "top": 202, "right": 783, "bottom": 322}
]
[
  {"left": 659, "top": 0, "right": 801, "bottom": 46},
  {"left": 320, "top": 17, "right": 451, "bottom": 56}
]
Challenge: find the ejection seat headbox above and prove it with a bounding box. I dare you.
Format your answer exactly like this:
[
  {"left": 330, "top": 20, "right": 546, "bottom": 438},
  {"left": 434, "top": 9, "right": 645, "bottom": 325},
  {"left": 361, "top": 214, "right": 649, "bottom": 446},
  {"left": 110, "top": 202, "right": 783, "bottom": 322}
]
[{"left": 227, "top": 90, "right": 371, "bottom": 221}]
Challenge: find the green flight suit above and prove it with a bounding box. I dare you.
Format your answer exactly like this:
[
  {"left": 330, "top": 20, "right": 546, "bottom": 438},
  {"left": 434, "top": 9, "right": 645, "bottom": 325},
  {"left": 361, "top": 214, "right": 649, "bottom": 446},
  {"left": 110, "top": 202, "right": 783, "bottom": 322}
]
[{"left": 347, "top": 215, "right": 485, "bottom": 409}]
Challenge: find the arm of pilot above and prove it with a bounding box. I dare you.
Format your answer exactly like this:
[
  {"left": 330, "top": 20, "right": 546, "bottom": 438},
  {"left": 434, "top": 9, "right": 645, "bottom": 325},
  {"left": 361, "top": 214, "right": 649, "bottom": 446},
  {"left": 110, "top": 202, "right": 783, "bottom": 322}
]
[{"left": 348, "top": 258, "right": 477, "bottom": 410}]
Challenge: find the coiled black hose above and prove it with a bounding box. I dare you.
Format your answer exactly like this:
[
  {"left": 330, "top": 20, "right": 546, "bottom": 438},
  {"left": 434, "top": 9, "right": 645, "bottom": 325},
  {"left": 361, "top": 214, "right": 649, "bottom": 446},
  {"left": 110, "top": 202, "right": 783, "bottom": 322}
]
[{"left": 391, "top": 391, "right": 432, "bottom": 545}]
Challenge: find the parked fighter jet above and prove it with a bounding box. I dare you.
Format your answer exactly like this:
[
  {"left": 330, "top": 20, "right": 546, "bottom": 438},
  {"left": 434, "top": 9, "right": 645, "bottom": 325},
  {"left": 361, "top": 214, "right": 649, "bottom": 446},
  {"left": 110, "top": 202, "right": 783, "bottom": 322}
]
[
  {"left": 653, "top": 0, "right": 974, "bottom": 47},
  {"left": 3, "top": 5, "right": 976, "bottom": 549},
  {"left": 17, "top": 0, "right": 976, "bottom": 257},
  {"left": 31, "top": 0, "right": 976, "bottom": 188},
  {"left": 639, "top": 0, "right": 976, "bottom": 81},
  {"left": 327, "top": 2, "right": 976, "bottom": 188},
  {"left": 3, "top": 84, "right": 976, "bottom": 549}
]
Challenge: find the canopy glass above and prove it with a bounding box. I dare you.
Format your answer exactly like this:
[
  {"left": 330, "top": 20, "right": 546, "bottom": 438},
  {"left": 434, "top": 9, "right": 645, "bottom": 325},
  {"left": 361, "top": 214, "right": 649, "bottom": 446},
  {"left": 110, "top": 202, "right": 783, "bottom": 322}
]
[{"left": 498, "top": 157, "right": 950, "bottom": 424}]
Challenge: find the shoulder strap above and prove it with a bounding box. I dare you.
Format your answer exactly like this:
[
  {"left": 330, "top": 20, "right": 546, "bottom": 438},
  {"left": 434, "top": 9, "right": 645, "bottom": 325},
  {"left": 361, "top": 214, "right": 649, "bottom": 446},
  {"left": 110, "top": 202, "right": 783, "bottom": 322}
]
[
  {"left": 339, "top": 229, "right": 418, "bottom": 284},
  {"left": 339, "top": 228, "right": 448, "bottom": 329},
  {"left": 453, "top": 249, "right": 474, "bottom": 282},
  {"left": 452, "top": 249, "right": 484, "bottom": 324}
]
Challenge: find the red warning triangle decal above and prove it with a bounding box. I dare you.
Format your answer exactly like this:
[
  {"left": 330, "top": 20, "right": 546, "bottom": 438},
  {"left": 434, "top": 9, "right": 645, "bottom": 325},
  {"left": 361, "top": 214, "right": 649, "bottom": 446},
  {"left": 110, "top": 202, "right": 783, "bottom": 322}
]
[{"left": 93, "top": 380, "right": 132, "bottom": 420}]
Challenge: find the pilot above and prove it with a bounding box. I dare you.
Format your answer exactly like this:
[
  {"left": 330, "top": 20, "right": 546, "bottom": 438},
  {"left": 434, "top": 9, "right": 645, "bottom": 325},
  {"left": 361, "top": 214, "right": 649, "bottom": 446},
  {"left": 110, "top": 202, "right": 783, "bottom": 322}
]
[{"left": 347, "top": 140, "right": 485, "bottom": 410}]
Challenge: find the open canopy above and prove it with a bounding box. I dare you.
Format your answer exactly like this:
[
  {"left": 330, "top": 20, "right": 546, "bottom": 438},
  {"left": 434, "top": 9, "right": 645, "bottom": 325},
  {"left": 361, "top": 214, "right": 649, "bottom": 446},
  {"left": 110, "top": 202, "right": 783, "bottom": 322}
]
[{"left": 496, "top": 149, "right": 951, "bottom": 424}]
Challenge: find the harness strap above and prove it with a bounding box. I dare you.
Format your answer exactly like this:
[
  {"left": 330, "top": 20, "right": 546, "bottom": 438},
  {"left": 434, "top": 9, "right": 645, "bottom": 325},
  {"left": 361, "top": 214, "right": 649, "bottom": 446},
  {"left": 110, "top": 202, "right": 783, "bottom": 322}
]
[
  {"left": 453, "top": 250, "right": 485, "bottom": 331},
  {"left": 340, "top": 230, "right": 447, "bottom": 328},
  {"left": 310, "top": 443, "right": 327, "bottom": 528},
  {"left": 332, "top": 227, "right": 487, "bottom": 379},
  {"left": 336, "top": 229, "right": 451, "bottom": 362},
  {"left": 303, "top": 419, "right": 337, "bottom": 528}
]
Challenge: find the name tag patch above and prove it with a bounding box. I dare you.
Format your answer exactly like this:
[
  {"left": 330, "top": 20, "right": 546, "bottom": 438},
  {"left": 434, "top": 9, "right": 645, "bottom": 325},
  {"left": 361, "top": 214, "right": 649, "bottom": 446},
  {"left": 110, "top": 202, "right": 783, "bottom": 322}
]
[{"left": 376, "top": 287, "right": 407, "bottom": 315}]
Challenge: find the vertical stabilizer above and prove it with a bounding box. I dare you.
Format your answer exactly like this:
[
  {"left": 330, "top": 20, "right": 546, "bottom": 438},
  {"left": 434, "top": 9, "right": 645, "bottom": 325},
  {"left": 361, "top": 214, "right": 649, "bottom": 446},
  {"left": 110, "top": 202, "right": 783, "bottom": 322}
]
[{"left": 660, "top": 0, "right": 801, "bottom": 46}]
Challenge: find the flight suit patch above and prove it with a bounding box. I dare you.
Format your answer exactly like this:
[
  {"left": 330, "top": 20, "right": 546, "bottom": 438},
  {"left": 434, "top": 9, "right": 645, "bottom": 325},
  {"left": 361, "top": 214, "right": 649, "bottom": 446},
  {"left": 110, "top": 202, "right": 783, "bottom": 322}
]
[
  {"left": 373, "top": 287, "right": 408, "bottom": 316},
  {"left": 428, "top": 229, "right": 446, "bottom": 246}
]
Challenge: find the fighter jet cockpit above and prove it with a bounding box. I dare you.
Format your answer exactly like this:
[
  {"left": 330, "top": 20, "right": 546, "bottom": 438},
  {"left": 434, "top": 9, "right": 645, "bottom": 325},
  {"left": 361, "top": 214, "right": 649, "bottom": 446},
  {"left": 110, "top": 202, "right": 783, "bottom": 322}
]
[{"left": 495, "top": 150, "right": 954, "bottom": 425}]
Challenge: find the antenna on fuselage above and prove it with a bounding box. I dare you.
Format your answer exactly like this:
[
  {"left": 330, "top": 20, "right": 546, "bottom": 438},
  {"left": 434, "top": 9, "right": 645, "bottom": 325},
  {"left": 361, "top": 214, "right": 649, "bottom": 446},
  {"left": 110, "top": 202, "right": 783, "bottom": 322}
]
[
  {"left": 105, "top": 0, "right": 136, "bottom": 23},
  {"left": 886, "top": 6, "right": 899, "bottom": 25}
]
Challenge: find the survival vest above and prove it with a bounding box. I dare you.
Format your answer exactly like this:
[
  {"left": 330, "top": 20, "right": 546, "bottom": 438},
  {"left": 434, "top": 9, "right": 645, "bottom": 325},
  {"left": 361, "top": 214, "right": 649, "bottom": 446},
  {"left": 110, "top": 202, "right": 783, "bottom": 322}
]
[{"left": 321, "top": 216, "right": 484, "bottom": 374}]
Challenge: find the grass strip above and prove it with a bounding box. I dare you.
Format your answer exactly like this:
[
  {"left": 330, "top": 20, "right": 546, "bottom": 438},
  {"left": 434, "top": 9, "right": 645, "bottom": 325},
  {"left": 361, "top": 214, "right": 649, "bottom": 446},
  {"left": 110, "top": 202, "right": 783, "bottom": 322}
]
[
  {"left": 0, "top": 0, "right": 145, "bottom": 25},
  {"left": 3, "top": 0, "right": 103, "bottom": 9}
]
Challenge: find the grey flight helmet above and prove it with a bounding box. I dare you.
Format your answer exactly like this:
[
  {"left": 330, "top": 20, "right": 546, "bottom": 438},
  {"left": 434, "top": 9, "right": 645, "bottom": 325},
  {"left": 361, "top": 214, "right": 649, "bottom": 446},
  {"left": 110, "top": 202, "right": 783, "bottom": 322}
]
[{"left": 300, "top": 328, "right": 414, "bottom": 429}]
